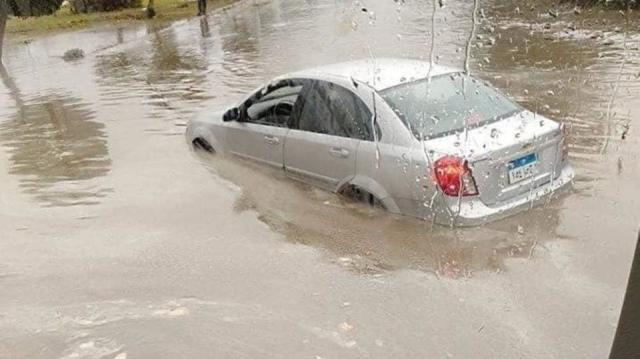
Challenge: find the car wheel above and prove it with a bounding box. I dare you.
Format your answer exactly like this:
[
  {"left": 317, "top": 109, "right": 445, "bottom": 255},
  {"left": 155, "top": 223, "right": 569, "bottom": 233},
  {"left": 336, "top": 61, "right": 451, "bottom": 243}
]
[
  {"left": 192, "top": 138, "right": 214, "bottom": 153},
  {"left": 340, "top": 184, "right": 385, "bottom": 209}
]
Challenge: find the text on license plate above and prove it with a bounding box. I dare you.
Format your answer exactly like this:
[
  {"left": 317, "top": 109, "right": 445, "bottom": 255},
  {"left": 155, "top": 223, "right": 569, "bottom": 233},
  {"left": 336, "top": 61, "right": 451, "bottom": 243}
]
[{"left": 508, "top": 153, "right": 538, "bottom": 184}]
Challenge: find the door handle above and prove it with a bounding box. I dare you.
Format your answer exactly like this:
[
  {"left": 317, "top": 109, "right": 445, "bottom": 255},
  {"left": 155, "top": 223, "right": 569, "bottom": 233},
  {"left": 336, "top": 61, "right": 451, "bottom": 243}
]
[
  {"left": 328, "top": 147, "right": 349, "bottom": 158},
  {"left": 264, "top": 135, "right": 280, "bottom": 145}
]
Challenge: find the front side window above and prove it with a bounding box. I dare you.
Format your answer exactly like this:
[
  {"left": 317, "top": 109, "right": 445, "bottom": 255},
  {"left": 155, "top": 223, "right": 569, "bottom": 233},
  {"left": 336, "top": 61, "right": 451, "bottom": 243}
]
[
  {"left": 296, "top": 80, "right": 373, "bottom": 140},
  {"left": 379, "top": 72, "right": 521, "bottom": 140},
  {"left": 243, "top": 81, "right": 304, "bottom": 127}
]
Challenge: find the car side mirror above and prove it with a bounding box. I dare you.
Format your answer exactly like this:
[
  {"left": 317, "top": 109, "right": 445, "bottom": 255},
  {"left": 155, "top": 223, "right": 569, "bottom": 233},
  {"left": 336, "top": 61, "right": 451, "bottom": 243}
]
[{"left": 223, "top": 107, "right": 240, "bottom": 122}]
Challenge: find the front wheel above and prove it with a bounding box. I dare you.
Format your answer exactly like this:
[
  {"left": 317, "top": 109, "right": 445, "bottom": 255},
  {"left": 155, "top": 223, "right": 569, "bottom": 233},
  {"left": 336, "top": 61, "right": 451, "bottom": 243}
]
[{"left": 192, "top": 138, "right": 214, "bottom": 153}]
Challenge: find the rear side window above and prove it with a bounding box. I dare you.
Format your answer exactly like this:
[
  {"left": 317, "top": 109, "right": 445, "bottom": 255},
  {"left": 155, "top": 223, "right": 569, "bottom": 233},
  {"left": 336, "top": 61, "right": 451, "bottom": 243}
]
[{"left": 296, "top": 81, "right": 373, "bottom": 140}]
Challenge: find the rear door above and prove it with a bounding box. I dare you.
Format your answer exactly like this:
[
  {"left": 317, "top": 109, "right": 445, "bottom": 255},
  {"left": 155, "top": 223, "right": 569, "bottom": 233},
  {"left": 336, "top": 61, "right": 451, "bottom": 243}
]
[
  {"left": 225, "top": 80, "right": 304, "bottom": 168},
  {"left": 284, "top": 80, "right": 373, "bottom": 191}
]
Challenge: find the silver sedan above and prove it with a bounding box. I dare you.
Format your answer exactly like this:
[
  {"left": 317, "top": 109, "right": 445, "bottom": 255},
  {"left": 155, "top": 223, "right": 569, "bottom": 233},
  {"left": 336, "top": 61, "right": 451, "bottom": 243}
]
[{"left": 187, "top": 58, "right": 574, "bottom": 226}]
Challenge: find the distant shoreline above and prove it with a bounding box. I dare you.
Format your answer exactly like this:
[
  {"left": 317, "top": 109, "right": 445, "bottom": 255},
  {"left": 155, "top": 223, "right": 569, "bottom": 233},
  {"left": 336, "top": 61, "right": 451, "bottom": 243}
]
[{"left": 6, "top": 0, "right": 237, "bottom": 36}]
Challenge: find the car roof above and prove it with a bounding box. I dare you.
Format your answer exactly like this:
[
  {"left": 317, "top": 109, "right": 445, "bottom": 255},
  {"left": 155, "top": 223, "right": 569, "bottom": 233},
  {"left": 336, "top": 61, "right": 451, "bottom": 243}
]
[{"left": 285, "top": 58, "right": 459, "bottom": 91}]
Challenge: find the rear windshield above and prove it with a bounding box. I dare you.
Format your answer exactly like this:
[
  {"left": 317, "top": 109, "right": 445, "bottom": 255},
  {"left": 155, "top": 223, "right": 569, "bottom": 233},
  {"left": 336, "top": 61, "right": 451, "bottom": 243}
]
[{"left": 379, "top": 72, "right": 521, "bottom": 140}]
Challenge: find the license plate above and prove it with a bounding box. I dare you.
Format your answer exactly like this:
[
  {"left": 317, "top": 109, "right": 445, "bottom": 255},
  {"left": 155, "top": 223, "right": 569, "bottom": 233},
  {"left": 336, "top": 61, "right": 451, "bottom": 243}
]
[{"left": 508, "top": 153, "right": 537, "bottom": 184}]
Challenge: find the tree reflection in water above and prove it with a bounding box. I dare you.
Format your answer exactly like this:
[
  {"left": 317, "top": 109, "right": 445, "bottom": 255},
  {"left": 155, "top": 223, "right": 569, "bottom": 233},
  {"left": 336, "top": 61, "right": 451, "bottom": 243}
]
[{"left": 0, "top": 67, "right": 111, "bottom": 206}]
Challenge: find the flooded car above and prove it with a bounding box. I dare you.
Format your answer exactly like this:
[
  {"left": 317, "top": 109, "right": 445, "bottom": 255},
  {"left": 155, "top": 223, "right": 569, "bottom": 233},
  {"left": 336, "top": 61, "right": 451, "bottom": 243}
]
[{"left": 187, "top": 58, "right": 573, "bottom": 226}]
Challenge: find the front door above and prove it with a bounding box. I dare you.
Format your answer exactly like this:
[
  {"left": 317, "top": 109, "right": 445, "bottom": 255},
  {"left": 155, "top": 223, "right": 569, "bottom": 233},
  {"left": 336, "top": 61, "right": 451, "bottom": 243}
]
[{"left": 225, "top": 80, "right": 304, "bottom": 168}]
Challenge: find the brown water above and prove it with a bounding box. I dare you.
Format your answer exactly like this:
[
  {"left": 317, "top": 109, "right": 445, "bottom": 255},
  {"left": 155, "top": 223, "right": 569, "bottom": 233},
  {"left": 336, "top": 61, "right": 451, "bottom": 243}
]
[{"left": 1, "top": 0, "right": 639, "bottom": 357}]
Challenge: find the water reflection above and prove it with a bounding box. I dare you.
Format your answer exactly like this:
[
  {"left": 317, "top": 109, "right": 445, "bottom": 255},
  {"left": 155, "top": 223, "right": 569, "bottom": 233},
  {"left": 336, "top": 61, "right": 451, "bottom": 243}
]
[
  {"left": 117, "top": 27, "right": 125, "bottom": 44},
  {"left": 218, "top": 8, "right": 264, "bottom": 88},
  {"left": 0, "top": 78, "right": 111, "bottom": 206},
  {"left": 94, "top": 51, "right": 143, "bottom": 85},
  {"left": 199, "top": 16, "right": 211, "bottom": 38},
  {"left": 0, "top": 64, "right": 24, "bottom": 111},
  {"left": 145, "top": 25, "right": 208, "bottom": 86},
  {"left": 94, "top": 23, "right": 210, "bottom": 127}
]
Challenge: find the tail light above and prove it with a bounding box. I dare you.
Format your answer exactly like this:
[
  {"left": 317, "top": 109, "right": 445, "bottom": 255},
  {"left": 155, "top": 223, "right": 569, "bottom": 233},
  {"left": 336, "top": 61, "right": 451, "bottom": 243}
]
[{"left": 433, "top": 156, "right": 479, "bottom": 197}]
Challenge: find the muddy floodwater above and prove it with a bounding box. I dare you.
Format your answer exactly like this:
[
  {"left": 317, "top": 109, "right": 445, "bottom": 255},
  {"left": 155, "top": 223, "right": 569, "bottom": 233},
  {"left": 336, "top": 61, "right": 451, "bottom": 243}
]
[{"left": 1, "top": 0, "right": 639, "bottom": 357}]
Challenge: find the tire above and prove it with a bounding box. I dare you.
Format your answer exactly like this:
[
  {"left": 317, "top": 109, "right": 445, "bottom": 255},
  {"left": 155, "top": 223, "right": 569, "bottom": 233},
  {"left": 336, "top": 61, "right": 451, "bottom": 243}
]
[
  {"left": 192, "top": 138, "right": 214, "bottom": 153},
  {"left": 340, "top": 184, "right": 385, "bottom": 209}
]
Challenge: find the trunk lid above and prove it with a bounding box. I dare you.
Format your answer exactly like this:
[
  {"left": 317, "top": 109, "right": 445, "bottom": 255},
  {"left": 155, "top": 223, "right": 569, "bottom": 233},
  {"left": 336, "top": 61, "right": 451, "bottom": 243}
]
[{"left": 424, "top": 111, "right": 565, "bottom": 206}]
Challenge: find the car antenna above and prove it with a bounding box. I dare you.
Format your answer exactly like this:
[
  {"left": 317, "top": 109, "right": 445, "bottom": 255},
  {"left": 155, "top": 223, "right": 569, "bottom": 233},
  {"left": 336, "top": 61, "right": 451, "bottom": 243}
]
[{"left": 350, "top": 77, "right": 359, "bottom": 88}]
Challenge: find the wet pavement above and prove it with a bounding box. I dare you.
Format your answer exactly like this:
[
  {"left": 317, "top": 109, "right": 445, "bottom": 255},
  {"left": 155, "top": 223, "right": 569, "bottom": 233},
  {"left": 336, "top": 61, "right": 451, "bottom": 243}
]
[{"left": 1, "top": 0, "right": 639, "bottom": 357}]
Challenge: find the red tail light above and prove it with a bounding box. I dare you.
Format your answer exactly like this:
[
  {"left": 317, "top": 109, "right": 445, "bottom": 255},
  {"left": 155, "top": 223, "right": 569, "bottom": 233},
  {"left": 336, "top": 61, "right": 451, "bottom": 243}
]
[{"left": 433, "top": 156, "right": 479, "bottom": 197}]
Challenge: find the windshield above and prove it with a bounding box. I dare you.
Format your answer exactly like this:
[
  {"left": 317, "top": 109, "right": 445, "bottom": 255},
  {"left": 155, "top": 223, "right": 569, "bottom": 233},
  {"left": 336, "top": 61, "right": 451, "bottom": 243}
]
[{"left": 380, "top": 73, "right": 521, "bottom": 140}]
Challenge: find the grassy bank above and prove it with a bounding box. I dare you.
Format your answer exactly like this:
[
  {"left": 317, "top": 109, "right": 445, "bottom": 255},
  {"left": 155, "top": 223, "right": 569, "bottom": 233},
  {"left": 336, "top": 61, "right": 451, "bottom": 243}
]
[{"left": 6, "top": 0, "right": 236, "bottom": 35}]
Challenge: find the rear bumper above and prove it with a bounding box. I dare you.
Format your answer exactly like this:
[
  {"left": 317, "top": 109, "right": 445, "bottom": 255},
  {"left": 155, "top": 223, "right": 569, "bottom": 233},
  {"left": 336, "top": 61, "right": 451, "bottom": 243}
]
[{"left": 443, "top": 164, "right": 574, "bottom": 226}]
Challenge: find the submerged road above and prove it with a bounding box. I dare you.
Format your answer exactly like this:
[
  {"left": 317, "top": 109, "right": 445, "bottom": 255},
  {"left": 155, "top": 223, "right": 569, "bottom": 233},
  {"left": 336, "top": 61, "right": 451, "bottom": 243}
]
[{"left": 1, "top": 0, "right": 639, "bottom": 357}]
